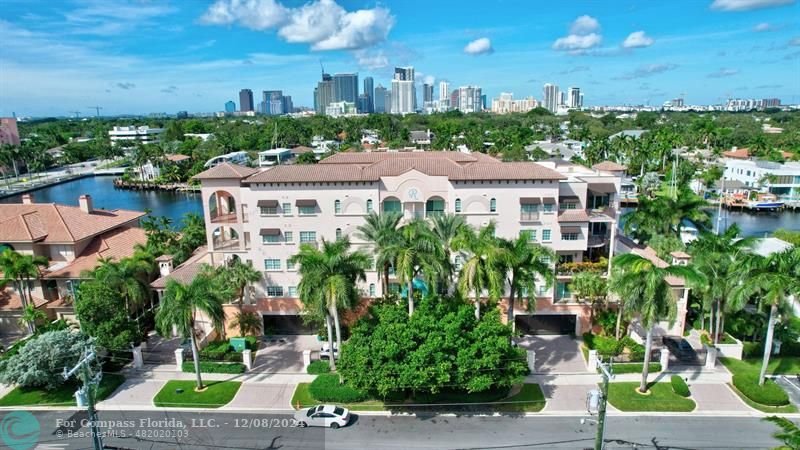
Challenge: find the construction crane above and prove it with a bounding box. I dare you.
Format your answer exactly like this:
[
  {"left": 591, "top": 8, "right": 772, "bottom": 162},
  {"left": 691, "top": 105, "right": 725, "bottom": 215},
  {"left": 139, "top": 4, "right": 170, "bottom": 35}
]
[
  {"left": 69, "top": 111, "right": 81, "bottom": 118},
  {"left": 87, "top": 106, "right": 103, "bottom": 117}
]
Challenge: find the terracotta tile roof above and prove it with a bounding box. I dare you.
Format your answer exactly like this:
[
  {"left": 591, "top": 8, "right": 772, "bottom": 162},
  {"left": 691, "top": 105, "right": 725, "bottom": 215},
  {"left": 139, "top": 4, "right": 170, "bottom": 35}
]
[
  {"left": 244, "top": 152, "right": 565, "bottom": 183},
  {"left": 722, "top": 148, "right": 750, "bottom": 159},
  {"left": 44, "top": 227, "right": 148, "bottom": 279},
  {"left": 192, "top": 162, "right": 259, "bottom": 180},
  {"left": 558, "top": 209, "right": 590, "bottom": 222},
  {"left": 592, "top": 161, "right": 627, "bottom": 171},
  {"left": 165, "top": 154, "right": 191, "bottom": 162},
  {"left": 670, "top": 251, "right": 691, "bottom": 258},
  {"left": 0, "top": 287, "right": 49, "bottom": 311},
  {"left": 0, "top": 203, "right": 145, "bottom": 243},
  {"left": 290, "top": 146, "right": 315, "bottom": 154},
  {"left": 150, "top": 246, "right": 211, "bottom": 289}
]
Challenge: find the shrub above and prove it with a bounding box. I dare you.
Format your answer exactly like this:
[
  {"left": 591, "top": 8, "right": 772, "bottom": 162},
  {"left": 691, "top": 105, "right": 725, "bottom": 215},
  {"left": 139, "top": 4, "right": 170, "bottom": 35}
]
[
  {"left": 308, "top": 373, "right": 368, "bottom": 403},
  {"left": 244, "top": 336, "right": 258, "bottom": 351},
  {"left": 182, "top": 361, "right": 246, "bottom": 374},
  {"left": 583, "top": 332, "right": 623, "bottom": 356},
  {"left": 596, "top": 310, "right": 617, "bottom": 337},
  {"left": 307, "top": 360, "right": 330, "bottom": 374},
  {"left": 0, "top": 330, "right": 96, "bottom": 390},
  {"left": 743, "top": 341, "right": 764, "bottom": 359},
  {"left": 610, "top": 362, "right": 662, "bottom": 374},
  {"left": 671, "top": 375, "right": 690, "bottom": 397},
  {"left": 732, "top": 374, "right": 789, "bottom": 406},
  {"left": 779, "top": 340, "right": 800, "bottom": 357}
]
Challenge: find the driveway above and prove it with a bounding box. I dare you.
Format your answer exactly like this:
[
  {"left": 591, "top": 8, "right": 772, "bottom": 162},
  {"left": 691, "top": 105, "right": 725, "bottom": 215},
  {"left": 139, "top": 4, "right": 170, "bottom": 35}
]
[
  {"left": 540, "top": 383, "right": 596, "bottom": 412},
  {"left": 97, "top": 379, "right": 165, "bottom": 409},
  {"left": 253, "top": 335, "right": 320, "bottom": 374},
  {"left": 223, "top": 383, "right": 295, "bottom": 411},
  {"left": 515, "top": 335, "right": 587, "bottom": 374},
  {"left": 690, "top": 383, "right": 752, "bottom": 412}
]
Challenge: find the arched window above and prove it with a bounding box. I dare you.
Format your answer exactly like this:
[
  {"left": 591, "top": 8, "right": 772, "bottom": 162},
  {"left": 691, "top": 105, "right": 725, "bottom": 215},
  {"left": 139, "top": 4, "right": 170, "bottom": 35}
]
[
  {"left": 369, "top": 283, "right": 376, "bottom": 297},
  {"left": 366, "top": 199, "right": 374, "bottom": 213},
  {"left": 335, "top": 228, "right": 342, "bottom": 240},
  {"left": 490, "top": 198, "right": 497, "bottom": 212},
  {"left": 334, "top": 199, "right": 342, "bottom": 214},
  {"left": 455, "top": 198, "right": 462, "bottom": 213}
]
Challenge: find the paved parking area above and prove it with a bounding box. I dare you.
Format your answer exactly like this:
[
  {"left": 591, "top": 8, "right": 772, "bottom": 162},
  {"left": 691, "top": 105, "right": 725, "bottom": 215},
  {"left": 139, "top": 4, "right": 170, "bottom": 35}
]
[
  {"left": 224, "top": 383, "right": 295, "bottom": 411},
  {"left": 516, "top": 335, "right": 587, "bottom": 373},
  {"left": 97, "top": 379, "right": 165, "bottom": 409},
  {"left": 690, "top": 383, "right": 751, "bottom": 412},
  {"left": 540, "top": 383, "right": 595, "bottom": 412},
  {"left": 253, "top": 335, "right": 320, "bottom": 374}
]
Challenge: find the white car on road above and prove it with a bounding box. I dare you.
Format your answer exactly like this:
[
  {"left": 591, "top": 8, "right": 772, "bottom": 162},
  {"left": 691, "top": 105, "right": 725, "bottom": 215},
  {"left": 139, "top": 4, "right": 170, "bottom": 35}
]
[
  {"left": 319, "top": 342, "right": 338, "bottom": 359},
  {"left": 294, "top": 404, "right": 350, "bottom": 429}
]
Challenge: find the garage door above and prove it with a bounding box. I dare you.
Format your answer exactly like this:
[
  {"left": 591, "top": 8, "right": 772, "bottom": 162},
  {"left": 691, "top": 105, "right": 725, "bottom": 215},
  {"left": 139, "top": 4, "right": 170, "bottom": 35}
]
[
  {"left": 515, "top": 314, "right": 576, "bottom": 335},
  {"left": 262, "top": 315, "right": 314, "bottom": 335}
]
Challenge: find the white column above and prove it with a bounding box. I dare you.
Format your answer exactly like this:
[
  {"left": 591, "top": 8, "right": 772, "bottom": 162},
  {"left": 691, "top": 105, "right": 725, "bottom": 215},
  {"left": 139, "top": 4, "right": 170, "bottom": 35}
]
[
  {"left": 302, "top": 349, "right": 312, "bottom": 372},
  {"left": 174, "top": 348, "right": 184, "bottom": 371},
  {"left": 242, "top": 349, "right": 252, "bottom": 371},
  {"left": 527, "top": 350, "right": 536, "bottom": 372},
  {"left": 659, "top": 347, "right": 670, "bottom": 372},
  {"left": 607, "top": 225, "right": 616, "bottom": 275},
  {"left": 705, "top": 345, "right": 717, "bottom": 369},
  {"left": 588, "top": 349, "right": 599, "bottom": 373},
  {"left": 132, "top": 345, "right": 144, "bottom": 369}
]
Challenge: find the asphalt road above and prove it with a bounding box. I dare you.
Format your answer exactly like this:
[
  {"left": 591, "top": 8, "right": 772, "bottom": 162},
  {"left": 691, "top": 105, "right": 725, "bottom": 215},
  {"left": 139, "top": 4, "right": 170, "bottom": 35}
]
[{"left": 15, "top": 410, "right": 778, "bottom": 450}]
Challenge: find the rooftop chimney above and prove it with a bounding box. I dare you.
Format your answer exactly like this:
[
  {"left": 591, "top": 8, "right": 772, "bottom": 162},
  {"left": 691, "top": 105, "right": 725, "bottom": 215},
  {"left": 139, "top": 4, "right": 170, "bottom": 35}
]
[
  {"left": 156, "top": 255, "right": 174, "bottom": 277},
  {"left": 78, "top": 194, "right": 93, "bottom": 214},
  {"left": 21, "top": 193, "right": 34, "bottom": 204}
]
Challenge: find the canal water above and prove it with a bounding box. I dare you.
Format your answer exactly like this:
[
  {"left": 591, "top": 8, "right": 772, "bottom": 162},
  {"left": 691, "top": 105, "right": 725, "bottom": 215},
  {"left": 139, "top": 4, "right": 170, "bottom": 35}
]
[
  {"left": 1, "top": 176, "right": 798, "bottom": 236},
  {"left": 0, "top": 175, "right": 203, "bottom": 224}
]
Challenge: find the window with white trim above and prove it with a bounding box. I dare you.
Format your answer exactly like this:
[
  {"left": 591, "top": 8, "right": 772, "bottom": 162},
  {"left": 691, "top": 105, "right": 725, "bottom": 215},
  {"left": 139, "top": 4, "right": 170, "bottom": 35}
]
[
  {"left": 334, "top": 200, "right": 342, "bottom": 214},
  {"left": 282, "top": 203, "right": 291, "bottom": 215},
  {"left": 264, "top": 259, "right": 281, "bottom": 270},
  {"left": 266, "top": 286, "right": 284, "bottom": 297},
  {"left": 288, "top": 286, "right": 298, "bottom": 297},
  {"left": 300, "top": 231, "right": 316, "bottom": 243},
  {"left": 542, "top": 229, "right": 552, "bottom": 241},
  {"left": 284, "top": 231, "right": 293, "bottom": 242}
]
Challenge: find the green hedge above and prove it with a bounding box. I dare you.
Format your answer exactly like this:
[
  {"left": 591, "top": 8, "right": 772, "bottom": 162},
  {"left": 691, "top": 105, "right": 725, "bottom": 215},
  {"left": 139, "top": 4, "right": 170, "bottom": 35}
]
[
  {"left": 308, "top": 373, "right": 368, "bottom": 403},
  {"left": 671, "top": 375, "right": 690, "bottom": 397},
  {"left": 732, "top": 374, "right": 789, "bottom": 406},
  {"left": 610, "top": 362, "right": 662, "bottom": 374},
  {"left": 181, "top": 361, "right": 246, "bottom": 374},
  {"left": 307, "top": 360, "right": 330, "bottom": 374},
  {"left": 582, "top": 333, "right": 645, "bottom": 361}
]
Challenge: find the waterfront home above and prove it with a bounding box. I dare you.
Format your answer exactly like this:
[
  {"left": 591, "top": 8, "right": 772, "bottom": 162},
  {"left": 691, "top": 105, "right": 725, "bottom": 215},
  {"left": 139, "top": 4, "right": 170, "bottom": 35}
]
[
  {"left": 109, "top": 125, "right": 163, "bottom": 147},
  {"left": 191, "top": 151, "right": 625, "bottom": 337},
  {"left": 0, "top": 194, "right": 146, "bottom": 333},
  {"left": 724, "top": 158, "right": 800, "bottom": 203}
]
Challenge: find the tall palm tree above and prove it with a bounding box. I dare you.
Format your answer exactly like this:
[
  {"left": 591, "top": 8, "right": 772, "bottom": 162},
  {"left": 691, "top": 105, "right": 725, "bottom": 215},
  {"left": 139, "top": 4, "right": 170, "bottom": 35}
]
[
  {"left": 612, "top": 253, "right": 705, "bottom": 393},
  {"left": 87, "top": 252, "right": 155, "bottom": 315},
  {"left": 17, "top": 304, "right": 46, "bottom": 332},
  {"left": 429, "top": 213, "right": 467, "bottom": 292},
  {"left": 500, "top": 232, "right": 554, "bottom": 328},
  {"left": 688, "top": 224, "right": 756, "bottom": 344},
  {"left": 730, "top": 248, "right": 800, "bottom": 386},
  {"left": 224, "top": 259, "right": 262, "bottom": 310},
  {"left": 356, "top": 211, "right": 402, "bottom": 290},
  {"left": 156, "top": 273, "right": 226, "bottom": 390},
  {"left": 390, "top": 220, "right": 443, "bottom": 314},
  {"left": 569, "top": 271, "right": 607, "bottom": 328},
  {"left": 453, "top": 222, "right": 509, "bottom": 320},
  {"left": 0, "top": 249, "right": 48, "bottom": 334},
  {"left": 230, "top": 311, "right": 262, "bottom": 336},
  {"left": 290, "top": 238, "right": 371, "bottom": 370}
]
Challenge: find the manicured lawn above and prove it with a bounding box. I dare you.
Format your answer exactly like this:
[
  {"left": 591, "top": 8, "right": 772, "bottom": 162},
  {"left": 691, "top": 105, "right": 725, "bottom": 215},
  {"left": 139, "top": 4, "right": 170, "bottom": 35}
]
[
  {"left": 721, "top": 356, "right": 800, "bottom": 376},
  {"left": 153, "top": 380, "right": 241, "bottom": 408},
  {"left": 727, "top": 383, "right": 797, "bottom": 414},
  {"left": 0, "top": 373, "right": 125, "bottom": 407},
  {"left": 606, "top": 382, "right": 696, "bottom": 412},
  {"left": 291, "top": 382, "right": 546, "bottom": 413}
]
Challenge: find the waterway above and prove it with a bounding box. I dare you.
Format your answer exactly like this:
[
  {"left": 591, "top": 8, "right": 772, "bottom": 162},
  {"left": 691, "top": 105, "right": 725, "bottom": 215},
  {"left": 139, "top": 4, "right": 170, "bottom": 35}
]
[
  {"left": 0, "top": 175, "right": 202, "bottom": 224},
  {"left": 1, "top": 176, "right": 798, "bottom": 236}
]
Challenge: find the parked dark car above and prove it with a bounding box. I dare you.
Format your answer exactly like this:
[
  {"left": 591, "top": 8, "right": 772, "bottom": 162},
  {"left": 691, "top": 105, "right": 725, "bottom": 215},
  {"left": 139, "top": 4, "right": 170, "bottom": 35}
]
[{"left": 662, "top": 336, "right": 698, "bottom": 362}]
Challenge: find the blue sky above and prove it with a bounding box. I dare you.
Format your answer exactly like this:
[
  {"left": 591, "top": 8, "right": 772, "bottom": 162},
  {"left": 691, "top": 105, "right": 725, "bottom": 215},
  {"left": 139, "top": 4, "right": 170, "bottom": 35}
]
[{"left": 1, "top": 0, "right": 798, "bottom": 116}]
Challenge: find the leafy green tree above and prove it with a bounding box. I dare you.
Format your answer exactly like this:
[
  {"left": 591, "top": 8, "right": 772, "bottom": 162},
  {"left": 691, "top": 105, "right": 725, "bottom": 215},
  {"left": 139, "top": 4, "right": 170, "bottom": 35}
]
[
  {"left": 500, "top": 232, "right": 554, "bottom": 327},
  {"left": 86, "top": 252, "right": 155, "bottom": 314},
  {"left": 17, "top": 304, "right": 47, "bottom": 331},
  {"left": 390, "top": 220, "right": 444, "bottom": 314},
  {"left": 429, "top": 213, "right": 468, "bottom": 290},
  {"left": 0, "top": 330, "right": 96, "bottom": 390},
  {"left": 570, "top": 271, "right": 607, "bottom": 327},
  {"left": 338, "top": 296, "right": 528, "bottom": 397},
  {"left": 730, "top": 248, "right": 800, "bottom": 385},
  {"left": 764, "top": 416, "right": 800, "bottom": 450},
  {"left": 611, "top": 253, "right": 705, "bottom": 393},
  {"left": 296, "top": 152, "right": 318, "bottom": 164},
  {"left": 0, "top": 249, "right": 48, "bottom": 334},
  {"left": 75, "top": 280, "right": 141, "bottom": 350},
  {"left": 219, "top": 259, "right": 262, "bottom": 310},
  {"left": 453, "top": 222, "right": 509, "bottom": 320},
  {"left": 155, "top": 274, "right": 226, "bottom": 390}
]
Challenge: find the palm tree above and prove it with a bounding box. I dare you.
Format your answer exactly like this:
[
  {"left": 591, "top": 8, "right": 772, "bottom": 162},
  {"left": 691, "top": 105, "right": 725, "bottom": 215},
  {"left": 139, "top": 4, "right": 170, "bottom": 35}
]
[
  {"left": 429, "top": 213, "right": 467, "bottom": 292},
  {"left": 229, "top": 311, "right": 262, "bottom": 336},
  {"left": 224, "top": 259, "right": 262, "bottom": 310},
  {"left": 453, "top": 222, "right": 509, "bottom": 320},
  {"left": 730, "top": 248, "right": 800, "bottom": 386},
  {"left": 356, "top": 211, "right": 402, "bottom": 290},
  {"left": 390, "top": 220, "right": 443, "bottom": 315},
  {"left": 17, "top": 304, "right": 46, "bottom": 331},
  {"left": 290, "top": 238, "right": 371, "bottom": 370},
  {"left": 688, "top": 224, "right": 756, "bottom": 344},
  {"left": 155, "top": 274, "right": 226, "bottom": 390},
  {"left": 570, "top": 271, "right": 607, "bottom": 328},
  {"left": 500, "top": 232, "right": 554, "bottom": 328},
  {"left": 87, "top": 252, "right": 155, "bottom": 315},
  {"left": 0, "top": 249, "right": 48, "bottom": 334},
  {"left": 763, "top": 416, "right": 800, "bottom": 450},
  {"left": 611, "top": 253, "right": 705, "bottom": 393}
]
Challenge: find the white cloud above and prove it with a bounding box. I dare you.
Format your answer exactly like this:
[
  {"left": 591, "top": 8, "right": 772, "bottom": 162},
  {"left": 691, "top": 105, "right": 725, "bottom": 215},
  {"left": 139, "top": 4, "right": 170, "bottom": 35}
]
[
  {"left": 463, "top": 37, "right": 493, "bottom": 55},
  {"left": 553, "top": 33, "right": 602, "bottom": 51},
  {"left": 354, "top": 49, "right": 389, "bottom": 69},
  {"left": 622, "top": 31, "right": 654, "bottom": 48},
  {"left": 753, "top": 22, "right": 774, "bottom": 31},
  {"left": 201, "top": 0, "right": 394, "bottom": 51},
  {"left": 614, "top": 63, "right": 678, "bottom": 80},
  {"left": 553, "top": 16, "right": 602, "bottom": 53},
  {"left": 710, "top": 0, "right": 795, "bottom": 11},
  {"left": 708, "top": 67, "right": 740, "bottom": 77},
  {"left": 424, "top": 75, "right": 435, "bottom": 85},
  {"left": 570, "top": 15, "right": 600, "bottom": 35}
]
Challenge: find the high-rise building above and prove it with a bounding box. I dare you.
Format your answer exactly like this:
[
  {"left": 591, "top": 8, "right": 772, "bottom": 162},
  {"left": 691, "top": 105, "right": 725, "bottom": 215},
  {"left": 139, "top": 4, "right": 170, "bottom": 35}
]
[
  {"left": 282, "top": 95, "right": 293, "bottom": 114},
  {"left": 333, "top": 73, "right": 359, "bottom": 104},
  {"left": 263, "top": 90, "right": 284, "bottom": 115},
  {"left": 423, "top": 83, "right": 434, "bottom": 104},
  {"left": 450, "top": 89, "right": 459, "bottom": 111},
  {"left": 438, "top": 81, "right": 450, "bottom": 111},
  {"left": 363, "top": 77, "right": 374, "bottom": 113},
  {"left": 456, "top": 86, "right": 482, "bottom": 113},
  {"left": 0, "top": 117, "right": 20, "bottom": 146},
  {"left": 374, "top": 84, "right": 388, "bottom": 113},
  {"left": 224, "top": 101, "right": 236, "bottom": 113},
  {"left": 391, "top": 66, "right": 416, "bottom": 114},
  {"left": 385, "top": 89, "right": 392, "bottom": 113},
  {"left": 542, "top": 83, "right": 559, "bottom": 113},
  {"left": 357, "top": 94, "right": 371, "bottom": 114},
  {"left": 568, "top": 87, "right": 581, "bottom": 109},
  {"left": 481, "top": 94, "right": 487, "bottom": 111},
  {"left": 314, "top": 73, "right": 334, "bottom": 115},
  {"left": 560, "top": 91, "right": 567, "bottom": 107},
  {"left": 239, "top": 89, "right": 254, "bottom": 112},
  {"left": 491, "top": 93, "right": 538, "bottom": 114}
]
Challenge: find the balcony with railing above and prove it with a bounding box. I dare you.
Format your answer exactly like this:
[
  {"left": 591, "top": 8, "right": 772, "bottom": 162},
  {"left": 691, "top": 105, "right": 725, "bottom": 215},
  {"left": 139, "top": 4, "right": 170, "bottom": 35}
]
[
  {"left": 555, "top": 258, "right": 608, "bottom": 277},
  {"left": 587, "top": 206, "right": 616, "bottom": 222}
]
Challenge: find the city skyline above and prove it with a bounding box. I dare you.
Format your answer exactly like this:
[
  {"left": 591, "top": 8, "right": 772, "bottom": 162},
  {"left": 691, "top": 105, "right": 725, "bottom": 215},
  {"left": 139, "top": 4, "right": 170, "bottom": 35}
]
[{"left": 0, "top": 0, "right": 799, "bottom": 116}]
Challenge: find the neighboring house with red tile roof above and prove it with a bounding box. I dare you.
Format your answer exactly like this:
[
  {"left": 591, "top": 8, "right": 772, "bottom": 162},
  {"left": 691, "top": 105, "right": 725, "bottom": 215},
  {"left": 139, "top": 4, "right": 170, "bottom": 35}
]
[{"left": 0, "top": 193, "right": 147, "bottom": 333}]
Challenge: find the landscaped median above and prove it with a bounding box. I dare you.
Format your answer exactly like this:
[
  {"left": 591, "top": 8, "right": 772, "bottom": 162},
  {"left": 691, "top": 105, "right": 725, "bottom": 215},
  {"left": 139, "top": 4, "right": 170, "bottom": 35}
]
[
  {"left": 291, "top": 373, "right": 546, "bottom": 413},
  {"left": 0, "top": 373, "right": 126, "bottom": 407},
  {"left": 721, "top": 357, "right": 796, "bottom": 413},
  {"left": 581, "top": 332, "right": 662, "bottom": 374},
  {"left": 153, "top": 380, "right": 241, "bottom": 408},
  {"left": 606, "top": 382, "right": 696, "bottom": 412}
]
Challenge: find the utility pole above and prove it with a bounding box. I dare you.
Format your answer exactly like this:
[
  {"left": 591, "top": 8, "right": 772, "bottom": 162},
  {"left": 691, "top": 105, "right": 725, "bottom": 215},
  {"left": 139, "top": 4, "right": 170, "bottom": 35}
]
[
  {"left": 586, "top": 357, "right": 614, "bottom": 450},
  {"left": 716, "top": 177, "right": 725, "bottom": 235},
  {"left": 64, "top": 349, "right": 104, "bottom": 450}
]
